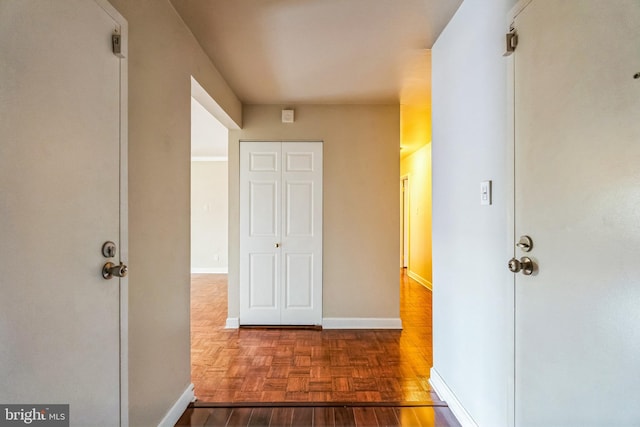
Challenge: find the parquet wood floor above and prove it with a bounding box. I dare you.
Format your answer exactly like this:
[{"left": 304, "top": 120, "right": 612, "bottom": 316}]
[{"left": 191, "top": 271, "right": 438, "bottom": 404}]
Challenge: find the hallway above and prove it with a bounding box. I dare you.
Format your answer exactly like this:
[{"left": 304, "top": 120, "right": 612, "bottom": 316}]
[{"left": 191, "top": 272, "right": 438, "bottom": 404}]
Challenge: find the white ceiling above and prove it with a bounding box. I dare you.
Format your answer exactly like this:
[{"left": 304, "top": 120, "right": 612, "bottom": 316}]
[{"left": 171, "top": 0, "right": 462, "bottom": 104}]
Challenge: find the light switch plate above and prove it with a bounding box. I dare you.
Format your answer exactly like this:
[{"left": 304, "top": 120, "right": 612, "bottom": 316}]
[{"left": 480, "top": 180, "right": 492, "bottom": 205}]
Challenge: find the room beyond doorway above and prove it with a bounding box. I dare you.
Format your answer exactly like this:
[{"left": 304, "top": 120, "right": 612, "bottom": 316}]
[
  {"left": 190, "top": 93, "right": 229, "bottom": 274},
  {"left": 190, "top": 271, "right": 435, "bottom": 403},
  {"left": 399, "top": 144, "right": 433, "bottom": 290}
]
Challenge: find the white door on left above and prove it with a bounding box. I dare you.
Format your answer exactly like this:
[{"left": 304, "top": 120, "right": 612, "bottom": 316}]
[{"left": 0, "top": 1, "right": 126, "bottom": 425}]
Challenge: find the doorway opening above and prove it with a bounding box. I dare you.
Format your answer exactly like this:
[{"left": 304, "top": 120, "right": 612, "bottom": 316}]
[
  {"left": 399, "top": 50, "right": 433, "bottom": 291},
  {"left": 189, "top": 76, "right": 235, "bottom": 392},
  {"left": 190, "top": 95, "right": 229, "bottom": 275},
  {"left": 399, "top": 145, "right": 433, "bottom": 290}
]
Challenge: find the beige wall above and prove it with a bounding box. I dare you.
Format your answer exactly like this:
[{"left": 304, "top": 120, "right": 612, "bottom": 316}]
[
  {"left": 106, "top": 1, "right": 241, "bottom": 425},
  {"left": 191, "top": 161, "right": 229, "bottom": 272},
  {"left": 229, "top": 105, "right": 400, "bottom": 321},
  {"left": 400, "top": 143, "right": 433, "bottom": 286}
]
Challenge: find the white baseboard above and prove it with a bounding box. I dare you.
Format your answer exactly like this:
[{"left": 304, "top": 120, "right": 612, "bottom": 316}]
[
  {"left": 429, "top": 368, "right": 478, "bottom": 427},
  {"left": 158, "top": 383, "right": 195, "bottom": 427},
  {"left": 322, "top": 317, "right": 402, "bottom": 329},
  {"left": 191, "top": 156, "right": 228, "bottom": 162},
  {"left": 225, "top": 317, "right": 239, "bottom": 329},
  {"left": 191, "top": 268, "right": 228, "bottom": 274},
  {"left": 408, "top": 270, "right": 432, "bottom": 290}
]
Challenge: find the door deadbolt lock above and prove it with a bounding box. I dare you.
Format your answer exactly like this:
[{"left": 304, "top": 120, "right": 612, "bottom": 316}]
[
  {"left": 102, "top": 241, "right": 117, "bottom": 258},
  {"left": 516, "top": 235, "right": 533, "bottom": 252},
  {"left": 102, "top": 261, "right": 128, "bottom": 279},
  {"left": 508, "top": 257, "right": 534, "bottom": 275}
]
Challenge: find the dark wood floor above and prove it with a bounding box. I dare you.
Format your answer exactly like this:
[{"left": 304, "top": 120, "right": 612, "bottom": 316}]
[
  {"left": 176, "top": 404, "right": 461, "bottom": 426},
  {"left": 185, "top": 271, "right": 460, "bottom": 426}
]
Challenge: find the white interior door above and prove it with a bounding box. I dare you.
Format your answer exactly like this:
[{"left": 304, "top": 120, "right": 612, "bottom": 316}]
[
  {"left": 512, "top": 1, "right": 640, "bottom": 425},
  {"left": 240, "top": 142, "right": 282, "bottom": 325},
  {"left": 0, "top": 1, "right": 127, "bottom": 425},
  {"left": 240, "top": 142, "right": 323, "bottom": 325},
  {"left": 280, "top": 142, "right": 323, "bottom": 324}
]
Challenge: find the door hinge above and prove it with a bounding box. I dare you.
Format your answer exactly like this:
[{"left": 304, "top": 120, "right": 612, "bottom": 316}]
[
  {"left": 112, "top": 29, "right": 124, "bottom": 58},
  {"left": 504, "top": 28, "right": 518, "bottom": 56}
]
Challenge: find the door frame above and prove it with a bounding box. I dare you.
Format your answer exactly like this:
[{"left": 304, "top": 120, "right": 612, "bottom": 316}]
[
  {"left": 401, "top": 175, "right": 410, "bottom": 269},
  {"left": 505, "top": 2, "right": 531, "bottom": 426},
  {"left": 94, "top": 1, "right": 129, "bottom": 424}
]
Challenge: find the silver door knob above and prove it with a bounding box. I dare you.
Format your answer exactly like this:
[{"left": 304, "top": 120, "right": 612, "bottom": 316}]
[
  {"left": 508, "top": 257, "right": 522, "bottom": 273},
  {"left": 102, "top": 261, "right": 128, "bottom": 279},
  {"left": 508, "top": 257, "right": 534, "bottom": 275}
]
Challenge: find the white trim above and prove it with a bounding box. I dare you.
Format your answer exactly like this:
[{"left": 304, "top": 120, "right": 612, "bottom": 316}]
[
  {"left": 322, "top": 318, "right": 403, "bottom": 329},
  {"left": 508, "top": 0, "right": 534, "bottom": 24},
  {"left": 190, "top": 77, "right": 241, "bottom": 130},
  {"left": 191, "top": 156, "right": 228, "bottom": 162},
  {"left": 191, "top": 267, "right": 228, "bottom": 274},
  {"left": 505, "top": 6, "right": 518, "bottom": 426},
  {"left": 407, "top": 270, "right": 432, "bottom": 290},
  {"left": 225, "top": 317, "right": 240, "bottom": 329},
  {"left": 429, "top": 368, "right": 478, "bottom": 427},
  {"left": 158, "top": 383, "right": 195, "bottom": 427}
]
